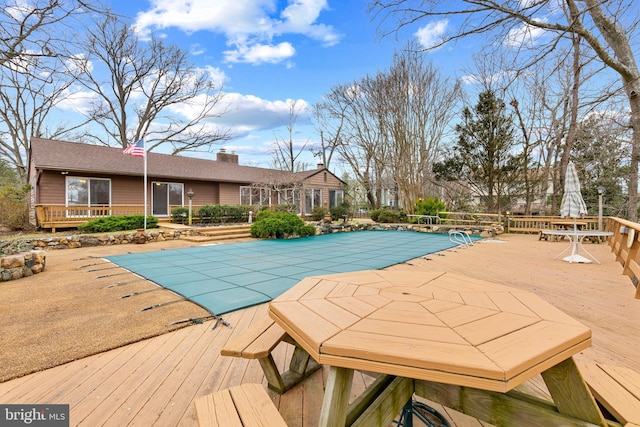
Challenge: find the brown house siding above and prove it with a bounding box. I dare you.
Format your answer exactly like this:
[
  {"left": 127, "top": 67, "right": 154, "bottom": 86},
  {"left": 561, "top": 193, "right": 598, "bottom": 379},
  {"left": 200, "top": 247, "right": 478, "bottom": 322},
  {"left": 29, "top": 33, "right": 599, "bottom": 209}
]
[
  {"left": 219, "top": 182, "right": 241, "bottom": 205},
  {"left": 37, "top": 170, "right": 342, "bottom": 209},
  {"left": 179, "top": 181, "right": 220, "bottom": 206},
  {"left": 37, "top": 173, "right": 140, "bottom": 205},
  {"left": 38, "top": 174, "right": 237, "bottom": 209},
  {"left": 36, "top": 171, "right": 65, "bottom": 204},
  {"left": 112, "top": 176, "right": 145, "bottom": 204},
  {"left": 303, "top": 171, "right": 343, "bottom": 203}
]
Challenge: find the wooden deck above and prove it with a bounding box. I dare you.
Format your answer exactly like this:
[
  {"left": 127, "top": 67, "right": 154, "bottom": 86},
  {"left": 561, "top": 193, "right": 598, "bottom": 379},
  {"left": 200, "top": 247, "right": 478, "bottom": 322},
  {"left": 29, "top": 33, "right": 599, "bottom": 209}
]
[{"left": 1, "top": 233, "right": 638, "bottom": 426}]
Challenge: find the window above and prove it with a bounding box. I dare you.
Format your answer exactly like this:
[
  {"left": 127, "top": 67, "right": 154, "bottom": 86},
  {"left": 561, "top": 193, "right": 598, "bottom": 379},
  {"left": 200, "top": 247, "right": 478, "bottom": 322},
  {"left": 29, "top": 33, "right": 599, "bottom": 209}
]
[
  {"left": 240, "top": 186, "right": 271, "bottom": 206},
  {"left": 66, "top": 177, "right": 111, "bottom": 205},
  {"left": 278, "top": 188, "right": 301, "bottom": 214},
  {"left": 304, "top": 188, "right": 322, "bottom": 215},
  {"left": 328, "top": 189, "right": 344, "bottom": 208},
  {"left": 66, "top": 177, "right": 111, "bottom": 217}
]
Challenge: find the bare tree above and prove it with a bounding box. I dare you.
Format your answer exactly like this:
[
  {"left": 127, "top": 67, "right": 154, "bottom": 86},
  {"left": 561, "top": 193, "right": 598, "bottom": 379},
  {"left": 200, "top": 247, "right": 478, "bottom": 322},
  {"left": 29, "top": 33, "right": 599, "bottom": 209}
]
[
  {"left": 0, "top": 0, "right": 97, "bottom": 70},
  {"left": 319, "top": 81, "right": 389, "bottom": 209},
  {"left": 312, "top": 100, "right": 346, "bottom": 171},
  {"left": 271, "top": 99, "right": 311, "bottom": 172},
  {"left": 74, "top": 13, "right": 230, "bottom": 152},
  {"left": 371, "top": 0, "right": 640, "bottom": 220},
  {"left": 372, "top": 44, "right": 461, "bottom": 212},
  {"left": 0, "top": 0, "right": 104, "bottom": 183},
  {"left": 317, "top": 43, "right": 460, "bottom": 212},
  {"left": 0, "top": 53, "right": 78, "bottom": 183}
]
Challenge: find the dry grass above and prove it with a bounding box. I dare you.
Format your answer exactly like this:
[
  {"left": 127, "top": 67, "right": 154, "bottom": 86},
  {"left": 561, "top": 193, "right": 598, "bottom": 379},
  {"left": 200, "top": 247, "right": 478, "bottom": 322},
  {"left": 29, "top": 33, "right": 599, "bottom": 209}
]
[{"left": 0, "top": 239, "right": 209, "bottom": 383}]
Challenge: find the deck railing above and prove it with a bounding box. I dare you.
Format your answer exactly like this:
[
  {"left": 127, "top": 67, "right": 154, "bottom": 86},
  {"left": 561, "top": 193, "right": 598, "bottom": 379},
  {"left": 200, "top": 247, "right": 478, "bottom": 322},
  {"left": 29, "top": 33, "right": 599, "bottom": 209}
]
[
  {"left": 438, "top": 212, "right": 600, "bottom": 232},
  {"left": 34, "top": 204, "right": 249, "bottom": 231},
  {"left": 605, "top": 217, "right": 640, "bottom": 298},
  {"left": 506, "top": 215, "right": 600, "bottom": 233},
  {"left": 35, "top": 204, "right": 145, "bottom": 232},
  {"left": 438, "top": 211, "right": 501, "bottom": 227}
]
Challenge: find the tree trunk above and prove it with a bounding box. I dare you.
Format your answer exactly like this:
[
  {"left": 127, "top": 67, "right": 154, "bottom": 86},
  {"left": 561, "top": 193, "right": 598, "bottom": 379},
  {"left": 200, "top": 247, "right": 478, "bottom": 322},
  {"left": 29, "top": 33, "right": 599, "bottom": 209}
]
[{"left": 625, "top": 80, "right": 640, "bottom": 221}]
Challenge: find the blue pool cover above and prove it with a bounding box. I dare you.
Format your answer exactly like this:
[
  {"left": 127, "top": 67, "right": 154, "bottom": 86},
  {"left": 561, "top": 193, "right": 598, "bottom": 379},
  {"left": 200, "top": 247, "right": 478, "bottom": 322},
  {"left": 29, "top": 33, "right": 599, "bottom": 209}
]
[{"left": 105, "top": 230, "right": 475, "bottom": 315}]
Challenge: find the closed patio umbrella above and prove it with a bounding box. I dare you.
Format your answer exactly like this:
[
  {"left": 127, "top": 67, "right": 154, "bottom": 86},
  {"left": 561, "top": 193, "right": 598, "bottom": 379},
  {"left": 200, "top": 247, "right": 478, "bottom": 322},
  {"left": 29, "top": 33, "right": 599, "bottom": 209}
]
[{"left": 560, "top": 161, "right": 589, "bottom": 263}]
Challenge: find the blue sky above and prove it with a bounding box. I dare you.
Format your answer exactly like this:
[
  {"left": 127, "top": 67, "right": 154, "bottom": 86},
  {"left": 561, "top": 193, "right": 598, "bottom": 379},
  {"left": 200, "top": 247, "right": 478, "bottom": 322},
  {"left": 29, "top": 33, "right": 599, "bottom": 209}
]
[{"left": 102, "top": 1, "right": 474, "bottom": 169}]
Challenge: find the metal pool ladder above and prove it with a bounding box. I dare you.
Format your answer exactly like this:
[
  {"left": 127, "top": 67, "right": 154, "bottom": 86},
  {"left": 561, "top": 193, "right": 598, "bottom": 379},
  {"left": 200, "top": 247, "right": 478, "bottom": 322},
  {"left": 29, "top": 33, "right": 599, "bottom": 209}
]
[{"left": 448, "top": 229, "right": 473, "bottom": 247}]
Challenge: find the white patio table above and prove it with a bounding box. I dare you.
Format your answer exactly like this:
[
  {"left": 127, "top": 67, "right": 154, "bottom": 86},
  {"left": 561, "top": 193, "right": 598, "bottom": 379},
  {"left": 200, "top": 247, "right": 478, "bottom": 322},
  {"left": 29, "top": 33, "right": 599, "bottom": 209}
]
[{"left": 541, "top": 229, "right": 613, "bottom": 264}]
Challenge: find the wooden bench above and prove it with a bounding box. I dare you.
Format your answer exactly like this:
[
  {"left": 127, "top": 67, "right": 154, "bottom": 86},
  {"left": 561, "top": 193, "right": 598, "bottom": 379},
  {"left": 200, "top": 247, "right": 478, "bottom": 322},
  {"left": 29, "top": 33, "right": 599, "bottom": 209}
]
[
  {"left": 194, "top": 383, "right": 287, "bottom": 427},
  {"left": 221, "top": 315, "right": 321, "bottom": 394},
  {"left": 579, "top": 362, "right": 640, "bottom": 426}
]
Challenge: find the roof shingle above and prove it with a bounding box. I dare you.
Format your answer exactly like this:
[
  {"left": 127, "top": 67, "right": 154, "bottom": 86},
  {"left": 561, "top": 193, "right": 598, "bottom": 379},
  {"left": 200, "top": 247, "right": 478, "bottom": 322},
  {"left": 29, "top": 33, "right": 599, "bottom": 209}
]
[{"left": 30, "top": 138, "right": 303, "bottom": 184}]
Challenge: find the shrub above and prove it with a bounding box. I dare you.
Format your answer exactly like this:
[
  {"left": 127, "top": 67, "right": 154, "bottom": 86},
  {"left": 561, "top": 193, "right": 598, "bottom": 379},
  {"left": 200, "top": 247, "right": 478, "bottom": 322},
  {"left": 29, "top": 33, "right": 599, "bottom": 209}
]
[
  {"left": 310, "top": 206, "right": 326, "bottom": 221},
  {"left": 171, "top": 206, "right": 189, "bottom": 223},
  {"left": 0, "top": 184, "right": 31, "bottom": 230},
  {"left": 196, "top": 204, "right": 251, "bottom": 223},
  {"left": 330, "top": 202, "right": 350, "bottom": 221},
  {"left": 369, "top": 208, "right": 383, "bottom": 222},
  {"left": 250, "top": 211, "right": 315, "bottom": 239},
  {"left": 274, "top": 203, "right": 297, "bottom": 213},
  {"left": 197, "top": 205, "right": 217, "bottom": 222},
  {"left": 414, "top": 197, "right": 446, "bottom": 219},
  {"left": 376, "top": 209, "right": 401, "bottom": 223},
  {"left": 78, "top": 215, "right": 158, "bottom": 233},
  {"left": 254, "top": 208, "right": 275, "bottom": 222}
]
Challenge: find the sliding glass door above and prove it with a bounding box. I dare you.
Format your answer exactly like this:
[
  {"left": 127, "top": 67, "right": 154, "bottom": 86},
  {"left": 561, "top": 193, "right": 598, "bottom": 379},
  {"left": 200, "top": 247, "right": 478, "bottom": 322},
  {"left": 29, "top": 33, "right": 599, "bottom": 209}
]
[{"left": 152, "top": 182, "right": 183, "bottom": 216}]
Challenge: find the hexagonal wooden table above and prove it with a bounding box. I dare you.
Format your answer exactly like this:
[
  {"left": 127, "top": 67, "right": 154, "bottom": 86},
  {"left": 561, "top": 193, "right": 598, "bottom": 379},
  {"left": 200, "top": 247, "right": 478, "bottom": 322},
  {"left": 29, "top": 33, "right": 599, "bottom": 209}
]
[{"left": 269, "top": 270, "right": 607, "bottom": 427}]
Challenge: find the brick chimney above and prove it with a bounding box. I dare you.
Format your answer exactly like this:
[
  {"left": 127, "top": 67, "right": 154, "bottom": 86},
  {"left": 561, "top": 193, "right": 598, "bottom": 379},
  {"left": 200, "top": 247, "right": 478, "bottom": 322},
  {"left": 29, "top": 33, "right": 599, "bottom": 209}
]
[
  {"left": 216, "top": 148, "right": 238, "bottom": 164},
  {"left": 317, "top": 163, "right": 325, "bottom": 170}
]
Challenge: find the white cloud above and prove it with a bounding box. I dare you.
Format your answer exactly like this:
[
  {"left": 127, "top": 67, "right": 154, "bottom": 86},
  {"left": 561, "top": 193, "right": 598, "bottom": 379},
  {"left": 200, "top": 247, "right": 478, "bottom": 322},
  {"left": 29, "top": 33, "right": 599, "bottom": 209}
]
[
  {"left": 224, "top": 42, "right": 296, "bottom": 65},
  {"left": 133, "top": 0, "right": 340, "bottom": 65},
  {"left": 166, "top": 91, "right": 310, "bottom": 136},
  {"left": 5, "top": 0, "right": 32, "bottom": 21},
  {"left": 65, "top": 54, "right": 92, "bottom": 74},
  {"left": 56, "top": 89, "right": 100, "bottom": 115},
  {"left": 504, "top": 21, "right": 547, "bottom": 48},
  {"left": 190, "top": 43, "right": 206, "bottom": 56},
  {"left": 218, "top": 94, "right": 310, "bottom": 131},
  {"left": 199, "top": 65, "right": 227, "bottom": 87},
  {"left": 277, "top": 0, "right": 340, "bottom": 46},
  {"left": 414, "top": 19, "right": 448, "bottom": 50},
  {"left": 460, "top": 70, "right": 515, "bottom": 86}
]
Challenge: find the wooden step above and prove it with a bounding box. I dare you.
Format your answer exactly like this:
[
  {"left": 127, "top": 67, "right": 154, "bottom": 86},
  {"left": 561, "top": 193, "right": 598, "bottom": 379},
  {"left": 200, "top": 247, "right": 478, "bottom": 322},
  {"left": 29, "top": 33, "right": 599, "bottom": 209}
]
[
  {"left": 180, "top": 234, "right": 253, "bottom": 243},
  {"left": 179, "top": 224, "right": 253, "bottom": 242},
  {"left": 201, "top": 226, "right": 251, "bottom": 237}
]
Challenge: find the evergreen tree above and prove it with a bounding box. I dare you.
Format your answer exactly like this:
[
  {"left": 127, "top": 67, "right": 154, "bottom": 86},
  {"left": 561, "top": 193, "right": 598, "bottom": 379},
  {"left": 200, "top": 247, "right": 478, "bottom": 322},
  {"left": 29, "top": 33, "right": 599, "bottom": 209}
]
[
  {"left": 0, "top": 160, "right": 19, "bottom": 187},
  {"left": 572, "top": 113, "right": 629, "bottom": 217},
  {"left": 434, "top": 90, "right": 517, "bottom": 213}
]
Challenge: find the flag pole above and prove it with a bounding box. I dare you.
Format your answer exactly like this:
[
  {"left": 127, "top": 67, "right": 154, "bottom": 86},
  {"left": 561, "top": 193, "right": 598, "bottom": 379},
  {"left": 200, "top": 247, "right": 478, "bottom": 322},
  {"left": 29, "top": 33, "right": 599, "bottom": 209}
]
[{"left": 143, "top": 138, "right": 147, "bottom": 230}]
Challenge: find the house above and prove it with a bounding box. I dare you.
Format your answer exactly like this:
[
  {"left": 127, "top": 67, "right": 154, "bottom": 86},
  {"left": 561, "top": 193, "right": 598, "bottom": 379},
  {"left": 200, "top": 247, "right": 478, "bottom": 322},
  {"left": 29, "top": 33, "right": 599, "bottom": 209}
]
[{"left": 28, "top": 138, "right": 346, "bottom": 230}]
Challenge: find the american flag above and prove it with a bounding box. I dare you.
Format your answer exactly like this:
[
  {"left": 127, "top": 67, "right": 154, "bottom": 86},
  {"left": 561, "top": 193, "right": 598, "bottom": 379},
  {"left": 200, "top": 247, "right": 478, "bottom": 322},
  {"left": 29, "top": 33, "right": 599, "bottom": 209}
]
[{"left": 123, "top": 139, "right": 145, "bottom": 157}]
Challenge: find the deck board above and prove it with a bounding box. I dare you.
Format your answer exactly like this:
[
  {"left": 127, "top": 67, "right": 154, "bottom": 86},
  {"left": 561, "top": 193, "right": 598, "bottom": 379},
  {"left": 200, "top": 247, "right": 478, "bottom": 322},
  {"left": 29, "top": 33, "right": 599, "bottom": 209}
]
[{"left": 0, "top": 234, "right": 638, "bottom": 426}]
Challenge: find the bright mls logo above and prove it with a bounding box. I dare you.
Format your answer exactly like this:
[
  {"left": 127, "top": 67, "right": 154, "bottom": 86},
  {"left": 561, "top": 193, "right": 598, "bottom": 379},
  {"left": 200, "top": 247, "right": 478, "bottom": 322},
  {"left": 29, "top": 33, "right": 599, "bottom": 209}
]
[{"left": 1, "top": 405, "right": 69, "bottom": 426}]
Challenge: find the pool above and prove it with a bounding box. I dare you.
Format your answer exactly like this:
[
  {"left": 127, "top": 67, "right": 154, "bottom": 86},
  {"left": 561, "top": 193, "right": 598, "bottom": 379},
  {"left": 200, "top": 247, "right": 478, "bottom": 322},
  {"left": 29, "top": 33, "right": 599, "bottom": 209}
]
[{"left": 105, "top": 230, "right": 477, "bottom": 315}]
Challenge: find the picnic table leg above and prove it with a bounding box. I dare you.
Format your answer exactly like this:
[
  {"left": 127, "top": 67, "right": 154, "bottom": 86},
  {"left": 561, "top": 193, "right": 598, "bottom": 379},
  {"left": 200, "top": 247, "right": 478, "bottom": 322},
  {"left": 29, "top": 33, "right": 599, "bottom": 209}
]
[
  {"left": 319, "top": 366, "right": 354, "bottom": 427},
  {"left": 541, "top": 357, "right": 607, "bottom": 427},
  {"left": 257, "top": 354, "right": 286, "bottom": 393}
]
